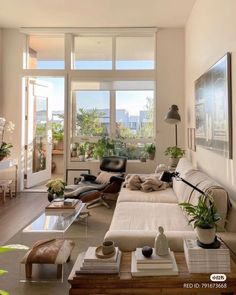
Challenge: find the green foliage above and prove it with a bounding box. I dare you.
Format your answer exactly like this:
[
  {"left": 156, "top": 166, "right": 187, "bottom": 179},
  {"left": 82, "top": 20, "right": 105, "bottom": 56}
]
[
  {"left": 0, "top": 244, "right": 29, "bottom": 295},
  {"left": 0, "top": 142, "right": 13, "bottom": 158},
  {"left": 93, "top": 136, "right": 115, "bottom": 159},
  {"left": 52, "top": 122, "right": 64, "bottom": 142},
  {"left": 77, "top": 108, "right": 106, "bottom": 136},
  {"left": 0, "top": 269, "right": 8, "bottom": 276},
  {"left": 46, "top": 178, "right": 66, "bottom": 196},
  {"left": 144, "top": 143, "right": 156, "bottom": 155},
  {"left": 78, "top": 144, "right": 86, "bottom": 155},
  {"left": 0, "top": 289, "right": 9, "bottom": 295},
  {"left": 138, "top": 97, "right": 154, "bottom": 138},
  {"left": 179, "top": 195, "right": 221, "bottom": 229},
  {"left": 164, "top": 146, "right": 185, "bottom": 158}
]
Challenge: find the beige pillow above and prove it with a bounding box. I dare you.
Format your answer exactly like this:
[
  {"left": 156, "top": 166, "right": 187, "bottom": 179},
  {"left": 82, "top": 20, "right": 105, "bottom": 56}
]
[{"left": 96, "top": 171, "right": 120, "bottom": 184}]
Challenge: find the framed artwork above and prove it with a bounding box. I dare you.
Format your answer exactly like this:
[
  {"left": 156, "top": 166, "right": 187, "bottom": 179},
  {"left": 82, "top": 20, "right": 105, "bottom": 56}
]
[
  {"left": 66, "top": 169, "right": 90, "bottom": 185},
  {"left": 195, "top": 53, "right": 232, "bottom": 158}
]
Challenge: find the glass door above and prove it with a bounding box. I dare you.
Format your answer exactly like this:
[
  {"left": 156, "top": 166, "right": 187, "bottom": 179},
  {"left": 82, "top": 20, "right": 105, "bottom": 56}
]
[{"left": 25, "top": 78, "right": 52, "bottom": 188}]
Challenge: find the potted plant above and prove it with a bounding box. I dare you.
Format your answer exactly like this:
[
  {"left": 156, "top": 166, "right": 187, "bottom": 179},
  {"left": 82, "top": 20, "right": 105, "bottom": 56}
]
[
  {"left": 164, "top": 146, "right": 185, "bottom": 167},
  {"left": 179, "top": 195, "right": 221, "bottom": 245},
  {"left": 46, "top": 178, "right": 66, "bottom": 202},
  {"left": 78, "top": 144, "right": 86, "bottom": 162},
  {"left": 144, "top": 143, "right": 156, "bottom": 160},
  {"left": 93, "top": 136, "right": 115, "bottom": 159},
  {"left": 0, "top": 118, "right": 14, "bottom": 161},
  {"left": 52, "top": 121, "right": 64, "bottom": 150},
  {"left": 140, "top": 151, "right": 147, "bottom": 162}
]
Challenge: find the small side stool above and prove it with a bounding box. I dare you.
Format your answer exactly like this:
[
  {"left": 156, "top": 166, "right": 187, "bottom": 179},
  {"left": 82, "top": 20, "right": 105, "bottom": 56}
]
[
  {"left": 21, "top": 239, "right": 75, "bottom": 279},
  {"left": 0, "top": 179, "right": 13, "bottom": 203}
]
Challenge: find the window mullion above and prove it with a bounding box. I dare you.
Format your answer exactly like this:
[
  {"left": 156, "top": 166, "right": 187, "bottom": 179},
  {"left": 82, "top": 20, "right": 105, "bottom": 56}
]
[
  {"left": 112, "top": 36, "right": 116, "bottom": 70},
  {"left": 110, "top": 91, "right": 116, "bottom": 138}
]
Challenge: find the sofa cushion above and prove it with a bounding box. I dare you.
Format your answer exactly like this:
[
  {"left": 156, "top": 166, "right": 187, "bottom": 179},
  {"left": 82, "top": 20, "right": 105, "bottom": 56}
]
[
  {"left": 108, "top": 202, "right": 191, "bottom": 232},
  {"left": 96, "top": 171, "right": 120, "bottom": 184},
  {"left": 117, "top": 187, "right": 178, "bottom": 203},
  {"left": 105, "top": 202, "right": 193, "bottom": 251},
  {"left": 173, "top": 158, "right": 195, "bottom": 202}
]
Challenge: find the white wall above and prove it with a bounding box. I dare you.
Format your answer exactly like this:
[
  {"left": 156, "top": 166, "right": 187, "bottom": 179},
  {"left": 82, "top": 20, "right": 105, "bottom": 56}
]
[
  {"left": 156, "top": 28, "right": 185, "bottom": 164},
  {"left": 0, "top": 28, "right": 185, "bottom": 189},
  {"left": 185, "top": 0, "right": 236, "bottom": 200}
]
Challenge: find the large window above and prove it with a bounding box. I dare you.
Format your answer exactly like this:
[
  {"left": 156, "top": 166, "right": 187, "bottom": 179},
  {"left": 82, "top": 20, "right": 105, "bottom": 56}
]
[
  {"left": 71, "top": 81, "right": 155, "bottom": 160},
  {"left": 23, "top": 29, "right": 157, "bottom": 161}
]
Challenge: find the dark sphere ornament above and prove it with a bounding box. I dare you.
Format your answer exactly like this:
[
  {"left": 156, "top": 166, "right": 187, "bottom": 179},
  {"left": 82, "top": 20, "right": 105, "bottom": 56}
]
[{"left": 142, "top": 246, "right": 153, "bottom": 258}]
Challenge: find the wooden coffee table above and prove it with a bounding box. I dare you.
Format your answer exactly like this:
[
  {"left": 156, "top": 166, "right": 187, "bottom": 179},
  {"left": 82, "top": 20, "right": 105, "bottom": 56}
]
[{"left": 68, "top": 252, "right": 236, "bottom": 295}]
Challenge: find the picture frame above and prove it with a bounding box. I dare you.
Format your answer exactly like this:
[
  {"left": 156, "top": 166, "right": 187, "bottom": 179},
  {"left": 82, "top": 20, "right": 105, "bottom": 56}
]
[
  {"left": 66, "top": 169, "right": 90, "bottom": 185},
  {"left": 195, "top": 53, "right": 232, "bottom": 158}
]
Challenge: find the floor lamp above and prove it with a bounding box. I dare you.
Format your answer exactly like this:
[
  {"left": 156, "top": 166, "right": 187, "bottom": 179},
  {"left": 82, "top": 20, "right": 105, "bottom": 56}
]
[{"left": 164, "top": 105, "right": 181, "bottom": 146}]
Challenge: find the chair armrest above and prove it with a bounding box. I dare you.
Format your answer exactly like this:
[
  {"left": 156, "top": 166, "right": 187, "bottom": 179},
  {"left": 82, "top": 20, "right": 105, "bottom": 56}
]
[
  {"left": 81, "top": 174, "right": 97, "bottom": 182},
  {"left": 110, "top": 176, "right": 125, "bottom": 184}
]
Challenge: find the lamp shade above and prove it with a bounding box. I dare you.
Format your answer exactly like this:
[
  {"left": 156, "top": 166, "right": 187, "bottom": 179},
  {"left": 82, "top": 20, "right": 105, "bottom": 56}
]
[{"left": 164, "top": 105, "right": 181, "bottom": 124}]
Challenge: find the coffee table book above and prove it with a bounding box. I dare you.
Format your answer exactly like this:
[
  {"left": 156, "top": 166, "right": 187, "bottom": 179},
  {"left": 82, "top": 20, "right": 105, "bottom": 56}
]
[
  {"left": 45, "top": 199, "right": 81, "bottom": 213},
  {"left": 131, "top": 250, "right": 178, "bottom": 277},
  {"left": 75, "top": 247, "right": 122, "bottom": 274},
  {"left": 184, "top": 239, "right": 231, "bottom": 273}
]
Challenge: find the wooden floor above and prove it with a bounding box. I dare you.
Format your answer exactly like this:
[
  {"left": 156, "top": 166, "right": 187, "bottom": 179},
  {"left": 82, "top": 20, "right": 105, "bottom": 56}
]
[{"left": 0, "top": 192, "right": 49, "bottom": 245}]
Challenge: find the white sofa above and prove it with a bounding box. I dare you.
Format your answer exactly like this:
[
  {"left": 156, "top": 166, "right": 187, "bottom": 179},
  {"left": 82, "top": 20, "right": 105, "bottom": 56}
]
[{"left": 105, "top": 158, "right": 236, "bottom": 260}]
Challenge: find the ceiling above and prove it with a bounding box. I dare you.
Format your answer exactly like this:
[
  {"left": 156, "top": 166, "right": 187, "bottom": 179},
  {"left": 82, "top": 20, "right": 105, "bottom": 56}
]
[{"left": 0, "top": 0, "right": 196, "bottom": 29}]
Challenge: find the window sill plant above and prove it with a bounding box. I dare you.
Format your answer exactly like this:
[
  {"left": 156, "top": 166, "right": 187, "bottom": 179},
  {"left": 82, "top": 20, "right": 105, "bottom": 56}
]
[
  {"left": 164, "top": 146, "right": 185, "bottom": 167},
  {"left": 144, "top": 143, "right": 156, "bottom": 160},
  {"left": 179, "top": 195, "right": 221, "bottom": 245}
]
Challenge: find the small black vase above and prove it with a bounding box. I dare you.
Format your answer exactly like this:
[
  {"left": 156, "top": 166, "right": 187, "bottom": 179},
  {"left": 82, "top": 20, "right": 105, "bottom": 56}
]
[{"left": 48, "top": 193, "right": 54, "bottom": 202}]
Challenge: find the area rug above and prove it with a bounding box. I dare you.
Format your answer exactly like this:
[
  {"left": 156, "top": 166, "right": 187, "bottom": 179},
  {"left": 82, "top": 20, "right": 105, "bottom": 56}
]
[{"left": 0, "top": 203, "right": 115, "bottom": 295}]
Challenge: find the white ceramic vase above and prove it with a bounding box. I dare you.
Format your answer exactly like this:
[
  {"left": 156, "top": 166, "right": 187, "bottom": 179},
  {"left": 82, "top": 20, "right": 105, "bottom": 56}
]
[
  {"left": 195, "top": 227, "right": 216, "bottom": 244},
  {"left": 169, "top": 157, "right": 179, "bottom": 167}
]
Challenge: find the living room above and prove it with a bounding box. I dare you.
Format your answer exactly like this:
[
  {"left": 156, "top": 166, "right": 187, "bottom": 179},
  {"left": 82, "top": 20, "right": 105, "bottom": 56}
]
[{"left": 0, "top": 0, "right": 236, "bottom": 294}]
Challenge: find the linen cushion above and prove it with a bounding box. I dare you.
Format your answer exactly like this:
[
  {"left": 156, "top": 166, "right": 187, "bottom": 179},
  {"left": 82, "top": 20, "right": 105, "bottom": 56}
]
[
  {"left": 96, "top": 171, "right": 120, "bottom": 184},
  {"left": 117, "top": 187, "right": 177, "bottom": 203}
]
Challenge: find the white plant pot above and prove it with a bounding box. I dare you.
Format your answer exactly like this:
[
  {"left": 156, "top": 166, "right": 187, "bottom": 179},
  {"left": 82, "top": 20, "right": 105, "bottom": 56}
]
[
  {"left": 195, "top": 227, "right": 216, "bottom": 244},
  {"left": 79, "top": 155, "right": 85, "bottom": 162},
  {"left": 169, "top": 157, "right": 179, "bottom": 167}
]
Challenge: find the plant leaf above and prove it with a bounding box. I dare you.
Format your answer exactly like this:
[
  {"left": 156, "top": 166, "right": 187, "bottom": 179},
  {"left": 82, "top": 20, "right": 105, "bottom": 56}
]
[
  {"left": 3, "top": 244, "right": 29, "bottom": 250},
  {"left": 0, "top": 269, "right": 8, "bottom": 276},
  {"left": 0, "top": 290, "right": 9, "bottom": 295}
]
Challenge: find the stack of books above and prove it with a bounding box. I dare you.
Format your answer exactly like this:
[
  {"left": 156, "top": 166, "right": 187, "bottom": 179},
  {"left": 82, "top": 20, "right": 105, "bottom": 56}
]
[
  {"left": 131, "top": 248, "right": 178, "bottom": 277},
  {"left": 75, "top": 247, "right": 122, "bottom": 274},
  {"left": 45, "top": 199, "right": 82, "bottom": 213},
  {"left": 184, "top": 239, "right": 231, "bottom": 273}
]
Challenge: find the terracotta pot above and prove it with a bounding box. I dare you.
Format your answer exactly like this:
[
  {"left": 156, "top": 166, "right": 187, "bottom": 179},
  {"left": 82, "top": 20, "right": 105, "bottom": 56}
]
[
  {"left": 195, "top": 227, "right": 216, "bottom": 244},
  {"left": 148, "top": 153, "right": 155, "bottom": 160}
]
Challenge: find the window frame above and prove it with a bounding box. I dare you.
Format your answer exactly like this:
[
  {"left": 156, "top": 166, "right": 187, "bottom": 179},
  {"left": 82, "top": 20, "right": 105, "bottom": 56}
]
[{"left": 21, "top": 28, "right": 157, "bottom": 163}]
